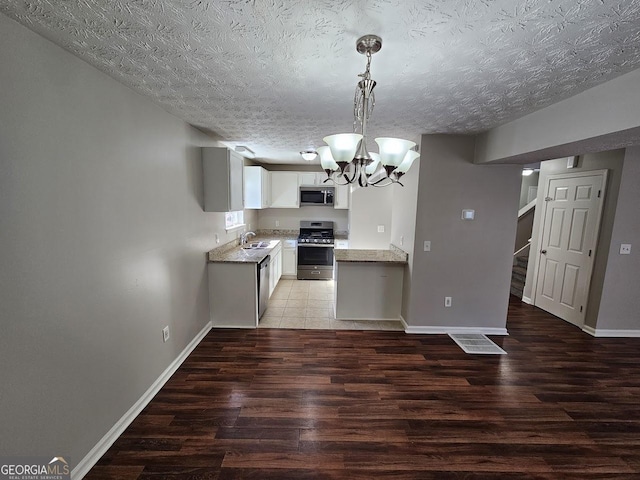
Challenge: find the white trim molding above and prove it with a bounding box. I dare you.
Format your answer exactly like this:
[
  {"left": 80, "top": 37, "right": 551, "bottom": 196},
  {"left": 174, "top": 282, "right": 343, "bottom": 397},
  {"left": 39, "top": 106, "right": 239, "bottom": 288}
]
[
  {"left": 404, "top": 326, "right": 508, "bottom": 336},
  {"left": 582, "top": 325, "right": 640, "bottom": 337},
  {"left": 72, "top": 321, "right": 213, "bottom": 480},
  {"left": 521, "top": 296, "right": 533, "bottom": 305},
  {"left": 399, "top": 315, "right": 408, "bottom": 330}
]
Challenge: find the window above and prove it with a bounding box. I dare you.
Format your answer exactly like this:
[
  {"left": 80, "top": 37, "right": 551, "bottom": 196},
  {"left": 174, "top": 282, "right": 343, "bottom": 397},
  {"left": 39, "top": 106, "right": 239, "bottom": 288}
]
[{"left": 225, "top": 210, "right": 245, "bottom": 231}]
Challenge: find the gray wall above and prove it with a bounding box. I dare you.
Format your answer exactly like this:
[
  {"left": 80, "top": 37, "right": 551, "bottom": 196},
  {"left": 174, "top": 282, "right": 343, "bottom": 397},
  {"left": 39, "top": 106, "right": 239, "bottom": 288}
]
[
  {"left": 584, "top": 147, "right": 640, "bottom": 331},
  {"left": 407, "top": 135, "right": 521, "bottom": 329},
  {"left": 0, "top": 14, "right": 233, "bottom": 467},
  {"left": 523, "top": 151, "right": 624, "bottom": 329},
  {"left": 349, "top": 186, "right": 393, "bottom": 249},
  {"left": 475, "top": 68, "right": 640, "bottom": 164},
  {"left": 390, "top": 157, "right": 421, "bottom": 321}
]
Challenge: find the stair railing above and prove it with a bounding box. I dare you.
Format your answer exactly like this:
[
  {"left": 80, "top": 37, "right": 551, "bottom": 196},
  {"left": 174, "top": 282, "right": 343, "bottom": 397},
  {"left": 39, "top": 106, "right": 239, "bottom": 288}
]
[{"left": 514, "top": 238, "right": 532, "bottom": 257}]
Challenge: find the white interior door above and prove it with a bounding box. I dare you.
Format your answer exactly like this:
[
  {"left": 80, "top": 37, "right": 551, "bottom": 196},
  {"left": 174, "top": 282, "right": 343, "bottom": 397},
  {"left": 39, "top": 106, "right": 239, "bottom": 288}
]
[{"left": 534, "top": 171, "right": 606, "bottom": 328}]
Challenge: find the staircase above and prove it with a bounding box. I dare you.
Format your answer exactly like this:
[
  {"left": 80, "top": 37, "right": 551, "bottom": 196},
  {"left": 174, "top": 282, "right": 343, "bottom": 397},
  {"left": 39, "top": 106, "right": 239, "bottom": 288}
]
[
  {"left": 511, "top": 255, "right": 528, "bottom": 298},
  {"left": 511, "top": 198, "right": 536, "bottom": 299}
]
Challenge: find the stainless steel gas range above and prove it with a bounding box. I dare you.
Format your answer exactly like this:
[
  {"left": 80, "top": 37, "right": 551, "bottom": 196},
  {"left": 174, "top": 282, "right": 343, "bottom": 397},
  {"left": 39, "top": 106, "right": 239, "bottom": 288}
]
[{"left": 297, "top": 221, "right": 335, "bottom": 280}]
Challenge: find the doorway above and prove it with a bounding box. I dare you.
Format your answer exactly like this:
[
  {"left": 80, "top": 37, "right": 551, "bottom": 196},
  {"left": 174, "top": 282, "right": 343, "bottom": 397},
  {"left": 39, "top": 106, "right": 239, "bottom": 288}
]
[{"left": 531, "top": 170, "right": 607, "bottom": 328}]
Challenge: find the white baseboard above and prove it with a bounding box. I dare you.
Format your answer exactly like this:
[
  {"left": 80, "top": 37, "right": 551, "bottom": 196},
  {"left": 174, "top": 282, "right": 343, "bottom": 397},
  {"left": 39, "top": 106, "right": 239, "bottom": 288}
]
[
  {"left": 521, "top": 296, "right": 533, "bottom": 305},
  {"left": 399, "top": 315, "right": 408, "bottom": 330},
  {"left": 72, "top": 321, "right": 213, "bottom": 480},
  {"left": 212, "top": 324, "right": 256, "bottom": 329},
  {"left": 404, "top": 326, "right": 508, "bottom": 336},
  {"left": 582, "top": 325, "right": 640, "bottom": 337},
  {"left": 337, "top": 317, "right": 402, "bottom": 322}
]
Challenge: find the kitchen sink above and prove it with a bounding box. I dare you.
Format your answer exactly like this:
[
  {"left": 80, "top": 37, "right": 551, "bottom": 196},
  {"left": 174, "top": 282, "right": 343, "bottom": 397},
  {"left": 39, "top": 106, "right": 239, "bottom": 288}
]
[{"left": 242, "top": 241, "right": 271, "bottom": 249}]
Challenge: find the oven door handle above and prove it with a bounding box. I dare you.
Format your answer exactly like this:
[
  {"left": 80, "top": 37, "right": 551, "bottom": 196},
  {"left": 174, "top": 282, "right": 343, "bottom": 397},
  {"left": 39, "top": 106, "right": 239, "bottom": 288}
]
[{"left": 298, "top": 243, "right": 335, "bottom": 248}]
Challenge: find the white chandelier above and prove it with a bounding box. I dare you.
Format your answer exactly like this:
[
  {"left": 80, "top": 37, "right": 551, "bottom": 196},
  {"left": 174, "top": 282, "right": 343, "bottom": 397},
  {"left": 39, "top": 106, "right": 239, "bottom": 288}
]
[{"left": 319, "top": 35, "right": 419, "bottom": 187}]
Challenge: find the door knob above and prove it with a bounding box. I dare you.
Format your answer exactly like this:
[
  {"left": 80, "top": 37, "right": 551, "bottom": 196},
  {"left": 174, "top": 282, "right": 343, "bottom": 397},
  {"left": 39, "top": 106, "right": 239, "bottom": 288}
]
[{"left": 541, "top": 249, "right": 547, "bottom": 254}]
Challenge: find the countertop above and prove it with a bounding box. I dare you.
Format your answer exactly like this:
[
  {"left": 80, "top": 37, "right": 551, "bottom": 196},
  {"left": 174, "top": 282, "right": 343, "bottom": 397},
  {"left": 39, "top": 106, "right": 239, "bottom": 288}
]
[
  {"left": 208, "top": 230, "right": 351, "bottom": 264},
  {"left": 334, "top": 245, "right": 408, "bottom": 264},
  {"left": 208, "top": 235, "right": 296, "bottom": 264}
]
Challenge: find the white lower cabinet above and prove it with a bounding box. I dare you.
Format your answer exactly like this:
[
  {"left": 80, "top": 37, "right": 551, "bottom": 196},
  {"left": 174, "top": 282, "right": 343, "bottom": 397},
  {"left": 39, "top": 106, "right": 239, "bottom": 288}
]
[
  {"left": 282, "top": 239, "right": 297, "bottom": 276},
  {"left": 269, "top": 241, "right": 282, "bottom": 296},
  {"left": 208, "top": 262, "right": 258, "bottom": 328}
]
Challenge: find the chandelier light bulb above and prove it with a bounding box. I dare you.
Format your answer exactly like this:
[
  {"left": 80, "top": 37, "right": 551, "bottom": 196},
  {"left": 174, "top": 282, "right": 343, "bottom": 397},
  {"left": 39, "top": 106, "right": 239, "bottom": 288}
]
[
  {"left": 323, "top": 133, "right": 362, "bottom": 163},
  {"left": 365, "top": 152, "right": 381, "bottom": 175},
  {"left": 396, "top": 150, "right": 420, "bottom": 174},
  {"left": 317, "top": 146, "right": 339, "bottom": 171},
  {"left": 375, "top": 137, "right": 416, "bottom": 167}
]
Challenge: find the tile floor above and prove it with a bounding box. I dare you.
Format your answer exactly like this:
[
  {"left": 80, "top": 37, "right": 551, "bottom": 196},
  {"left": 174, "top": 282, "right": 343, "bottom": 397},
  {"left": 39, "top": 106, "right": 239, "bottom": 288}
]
[{"left": 259, "top": 279, "right": 405, "bottom": 331}]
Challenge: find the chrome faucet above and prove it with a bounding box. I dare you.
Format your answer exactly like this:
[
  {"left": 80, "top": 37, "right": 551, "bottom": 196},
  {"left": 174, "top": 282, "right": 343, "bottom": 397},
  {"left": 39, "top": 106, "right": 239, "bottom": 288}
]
[{"left": 240, "top": 231, "right": 256, "bottom": 245}]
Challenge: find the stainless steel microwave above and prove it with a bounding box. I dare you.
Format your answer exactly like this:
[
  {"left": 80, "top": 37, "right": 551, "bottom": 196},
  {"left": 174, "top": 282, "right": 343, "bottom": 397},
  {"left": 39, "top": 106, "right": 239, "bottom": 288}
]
[{"left": 300, "top": 186, "right": 334, "bottom": 206}]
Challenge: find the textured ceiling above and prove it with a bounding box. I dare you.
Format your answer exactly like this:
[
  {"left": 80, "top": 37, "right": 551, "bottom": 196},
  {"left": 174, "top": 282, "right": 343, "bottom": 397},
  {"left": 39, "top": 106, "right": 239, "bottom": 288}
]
[{"left": 3, "top": 0, "right": 640, "bottom": 164}]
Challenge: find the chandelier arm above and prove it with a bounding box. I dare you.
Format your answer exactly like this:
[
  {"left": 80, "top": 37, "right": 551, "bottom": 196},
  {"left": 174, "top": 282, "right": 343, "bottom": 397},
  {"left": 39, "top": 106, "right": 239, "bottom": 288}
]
[
  {"left": 344, "top": 167, "right": 358, "bottom": 184},
  {"left": 369, "top": 175, "right": 401, "bottom": 187}
]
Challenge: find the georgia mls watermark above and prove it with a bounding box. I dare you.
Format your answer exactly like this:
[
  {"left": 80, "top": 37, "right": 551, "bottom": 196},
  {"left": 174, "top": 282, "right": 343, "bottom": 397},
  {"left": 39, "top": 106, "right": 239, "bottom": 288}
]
[{"left": 0, "top": 457, "right": 70, "bottom": 480}]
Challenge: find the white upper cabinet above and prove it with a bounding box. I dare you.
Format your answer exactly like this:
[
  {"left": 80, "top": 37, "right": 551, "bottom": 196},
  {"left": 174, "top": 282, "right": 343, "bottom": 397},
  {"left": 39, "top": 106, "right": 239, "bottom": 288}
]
[
  {"left": 244, "top": 166, "right": 270, "bottom": 209},
  {"left": 334, "top": 183, "right": 349, "bottom": 209},
  {"left": 299, "top": 172, "right": 327, "bottom": 186},
  {"left": 270, "top": 171, "right": 300, "bottom": 208},
  {"left": 203, "top": 147, "right": 244, "bottom": 212}
]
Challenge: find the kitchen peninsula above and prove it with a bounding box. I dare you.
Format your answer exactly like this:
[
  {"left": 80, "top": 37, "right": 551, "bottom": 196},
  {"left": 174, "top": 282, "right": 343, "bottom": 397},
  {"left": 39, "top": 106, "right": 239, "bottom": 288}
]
[{"left": 333, "top": 245, "right": 408, "bottom": 321}]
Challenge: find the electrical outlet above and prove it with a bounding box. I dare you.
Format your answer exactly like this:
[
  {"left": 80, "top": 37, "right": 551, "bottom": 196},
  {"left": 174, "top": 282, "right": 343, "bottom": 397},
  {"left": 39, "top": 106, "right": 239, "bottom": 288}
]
[
  {"left": 215, "top": 233, "right": 220, "bottom": 244},
  {"left": 377, "top": 225, "right": 385, "bottom": 233},
  {"left": 444, "top": 297, "right": 452, "bottom": 307},
  {"left": 424, "top": 241, "right": 431, "bottom": 252},
  {"left": 275, "top": 220, "right": 280, "bottom": 227},
  {"left": 400, "top": 235, "right": 404, "bottom": 246},
  {"left": 620, "top": 244, "right": 632, "bottom": 255},
  {"left": 162, "top": 326, "right": 170, "bottom": 343}
]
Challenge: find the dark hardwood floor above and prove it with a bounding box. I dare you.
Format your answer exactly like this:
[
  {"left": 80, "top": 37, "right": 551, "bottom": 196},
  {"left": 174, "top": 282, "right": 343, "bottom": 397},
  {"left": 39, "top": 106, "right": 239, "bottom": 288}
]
[{"left": 87, "top": 297, "right": 640, "bottom": 479}]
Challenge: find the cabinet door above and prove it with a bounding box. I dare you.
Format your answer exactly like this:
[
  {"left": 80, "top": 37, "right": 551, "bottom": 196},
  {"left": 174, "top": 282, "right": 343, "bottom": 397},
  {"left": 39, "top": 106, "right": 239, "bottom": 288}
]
[
  {"left": 203, "top": 147, "right": 244, "bottom": 212},
  {"left": 275, "top": 250, "right": 282, "bottom": 284},
  {"left": 270, "top": 172, "right": 299, "bottom": 208},
  {"left": 334, "top": 183, "right": 349, "bottom": 209},
  {"left": 282, "top": 248, "right": 297, "bottom": 275},
  {"left": 269, "top": 262, "right": 275, "bottom": 297},
  {"left": 228, "top": 151, "right": 244, "bottom": 211},
  {"left": 261, "top": 169, "right": 271, "bottom": 208},
  {"left": 299, "top": 172, "right": 317, "bottom": 186},
  {"left": 244, "top": 166, "right": 270, "bottom": 210}
]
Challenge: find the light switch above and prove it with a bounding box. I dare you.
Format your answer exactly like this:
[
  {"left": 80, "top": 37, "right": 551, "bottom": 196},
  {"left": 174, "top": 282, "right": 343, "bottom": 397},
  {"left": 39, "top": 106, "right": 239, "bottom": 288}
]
[
  {"left": 424, "top": 241, "right": 431, "bottom": 252},
  {"left": 462, "top": 209, "right": 475, "bottom": 220},
  {"left": 377, "top": 225, "right": 385, "bottom": 233},
  {"left": 620, "top": 244, "right": 632, "bottom": 255}
]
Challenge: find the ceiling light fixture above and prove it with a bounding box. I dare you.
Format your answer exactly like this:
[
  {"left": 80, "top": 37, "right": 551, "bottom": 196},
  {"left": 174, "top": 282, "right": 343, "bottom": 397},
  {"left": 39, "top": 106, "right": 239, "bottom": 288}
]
[
  {"left": 300, "top": 150, "right": 318, "bottom": 161},
  {"left": 319, "top": 35, "right": 419, "bottom": 187}
]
